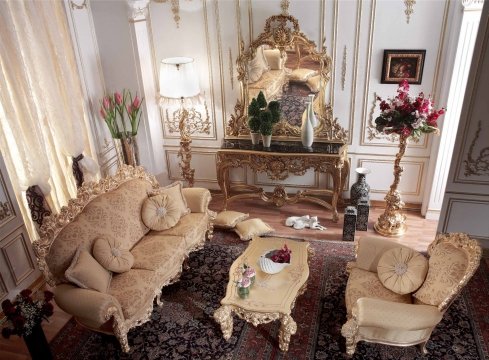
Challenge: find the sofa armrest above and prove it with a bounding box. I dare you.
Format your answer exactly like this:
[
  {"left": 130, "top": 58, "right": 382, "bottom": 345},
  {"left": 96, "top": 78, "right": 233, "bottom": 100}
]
[
  {"left": 54, "top": 284, "right": 124, "bottom": 328},
  {"left": 354, "top": 298, "right": 443, "bottom": 331},
  {"left": 182, "top": 188, "right": 211, "bottom": 213},
  {"left": 355, "top": 236, "right": 415, "bottom": 272}
]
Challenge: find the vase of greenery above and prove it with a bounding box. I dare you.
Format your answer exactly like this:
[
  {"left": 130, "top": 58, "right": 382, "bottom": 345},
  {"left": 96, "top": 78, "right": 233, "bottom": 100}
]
[
  {"left": 248, "top": 116, "right": 261, "bottom": 145},
  {"left": 248, "top": 91, "right": 280, "bottom": 148},
  {"left": 99, "top": 89, "right": 144, "bottom": 167}
]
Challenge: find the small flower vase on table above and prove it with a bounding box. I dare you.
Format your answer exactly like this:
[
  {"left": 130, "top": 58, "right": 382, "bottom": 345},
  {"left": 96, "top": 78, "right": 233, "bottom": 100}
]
[
  {"left": 23, "top": 324, "right": 53, "bottom": 360},
  {"left": 372, "top": 80, "right": 445, "bottom": 237},
  {"left": 237, "top": 277, "right": 251, "bottom": 299}
]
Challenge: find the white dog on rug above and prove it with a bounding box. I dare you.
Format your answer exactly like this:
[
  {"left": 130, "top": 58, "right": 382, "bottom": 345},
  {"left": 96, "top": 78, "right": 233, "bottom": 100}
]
[{"left": 284, "top": 215, "right": 326, "bottom": 230}]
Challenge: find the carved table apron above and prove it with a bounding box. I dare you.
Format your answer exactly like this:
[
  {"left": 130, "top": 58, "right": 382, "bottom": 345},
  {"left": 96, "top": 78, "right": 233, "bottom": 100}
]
[{"left": 216, "top": 140, "right": 349, "bottom": 222}]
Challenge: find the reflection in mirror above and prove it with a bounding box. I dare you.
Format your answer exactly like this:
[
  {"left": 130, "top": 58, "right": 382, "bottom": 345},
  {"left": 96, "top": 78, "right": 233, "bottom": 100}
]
[{"left": 227, "top": 13, "right": 347, "bottom": 142}]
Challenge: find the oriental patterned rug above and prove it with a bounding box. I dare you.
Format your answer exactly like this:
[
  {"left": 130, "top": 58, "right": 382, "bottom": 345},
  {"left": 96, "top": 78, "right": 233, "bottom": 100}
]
[{"left": 50, "top": 231, "right": 489, "bottom": 359}]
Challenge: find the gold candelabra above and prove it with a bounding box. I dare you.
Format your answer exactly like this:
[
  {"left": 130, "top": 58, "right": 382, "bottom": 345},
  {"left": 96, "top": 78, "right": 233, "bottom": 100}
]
[{"left": 374, "top": 135, "right": 408, "bottom": 237}]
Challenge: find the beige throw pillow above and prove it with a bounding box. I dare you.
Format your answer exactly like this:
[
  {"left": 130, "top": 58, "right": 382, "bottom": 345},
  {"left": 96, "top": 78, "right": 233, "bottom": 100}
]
[
  {"left": 214, "top": 211, "right": 249, "bottom": 229},
  {"left": 377, "top": 247, "right": 428, "bottom": 295},
  {"left": 65, "top": 247, "right": 112, "bottom": 293},
  {"left": 93, "top": 236, "right": 134, "bottom": 273},
  {"left": 148, "top": 182, "right": 190, "bottom": 217},
  {"left": 141, "top": 194, "right": 181, "bottom": 231},
  {"left": 248, "top": 46, "right": 269, "bottom": 83},
  {"left": 306, "top": 75, "right": 321, "bottom": 93},
  {"left": 234, "top": 218, "right": 274, "bottom": 241},
  {"left": 264, "top": 49, "right": 285, "bottom": 70},
  {"left": 289, "top": 68, "right": 318, "bottom": 82}
]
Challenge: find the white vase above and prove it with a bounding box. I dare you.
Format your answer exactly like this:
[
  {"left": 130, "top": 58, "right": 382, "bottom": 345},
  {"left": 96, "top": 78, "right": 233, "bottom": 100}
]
[
  {"left": 301, "top": 101, "right": 314, "bottom": 148},
  {"left": 307, "top": 94, "right": 318, "bottom": 128},
  {"left": 250, "top": 132, "right": 261, "bottom": 145},
  {"left": 262, "top": 134, "right": 272, "bottom": 147}
]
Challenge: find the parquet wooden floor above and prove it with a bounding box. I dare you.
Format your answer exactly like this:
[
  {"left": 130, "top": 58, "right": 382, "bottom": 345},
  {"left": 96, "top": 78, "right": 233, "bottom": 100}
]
[{"left": 0, "top": 195, "right": 438, "bottom": 359}]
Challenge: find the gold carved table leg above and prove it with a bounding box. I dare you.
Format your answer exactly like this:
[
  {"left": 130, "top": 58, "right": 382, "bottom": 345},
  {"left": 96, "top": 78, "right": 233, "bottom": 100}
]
[
  {"left": 278, "top": 314, "right": 297, "bottom": 352},
  {"left": 213, "top": 305, "right": 234, "bottom": 340}
]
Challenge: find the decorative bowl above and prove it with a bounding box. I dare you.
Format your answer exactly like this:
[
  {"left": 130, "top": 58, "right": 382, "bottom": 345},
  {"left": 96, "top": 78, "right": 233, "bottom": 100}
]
[{"left": 259, "top": 252, "right": 290, "bottom": 274}]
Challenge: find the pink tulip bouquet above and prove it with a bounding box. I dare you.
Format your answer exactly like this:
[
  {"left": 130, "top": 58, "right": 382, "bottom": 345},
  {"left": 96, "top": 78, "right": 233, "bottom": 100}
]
[
  {"left": 99, "top": 89, "right": 144, "bottom": 139},
  {"left": 374, "top": 80, "right": 445, "bottom": 140}
]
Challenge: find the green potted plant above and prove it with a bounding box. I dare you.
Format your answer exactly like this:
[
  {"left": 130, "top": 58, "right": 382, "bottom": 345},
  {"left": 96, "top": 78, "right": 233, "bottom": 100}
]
[{"left": 248, "top": 91, "right": 280, "bottom": 147}]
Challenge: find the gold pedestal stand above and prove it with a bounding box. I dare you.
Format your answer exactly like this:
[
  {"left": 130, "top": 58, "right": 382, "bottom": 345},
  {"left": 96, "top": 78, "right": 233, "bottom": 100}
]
[
  {"left": 177, "top": 108, "right": 195, "bottom": 188},
  {"left": 374, "top": 135, "right": 408, "bottom": 237}
]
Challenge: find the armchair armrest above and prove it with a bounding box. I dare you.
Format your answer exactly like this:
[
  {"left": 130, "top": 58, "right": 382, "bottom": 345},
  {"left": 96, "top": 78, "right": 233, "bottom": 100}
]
[
  {"left": 54, "top": 284, "right": 124, "bottom": 328},
  {"left": 182, "top": 188, "right": 211, "bottom": 213},
  {"left": 354, "top": 298, "right": 443, "bottom": 331},
  {"left": 355, "top": 236, "right": 415, "bottom": 272}
]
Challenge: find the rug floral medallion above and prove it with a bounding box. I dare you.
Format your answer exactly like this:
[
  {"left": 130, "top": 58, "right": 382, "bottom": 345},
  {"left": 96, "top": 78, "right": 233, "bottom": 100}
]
[{"left": 50, "top": 231, "right": 489, "bottom": 360}]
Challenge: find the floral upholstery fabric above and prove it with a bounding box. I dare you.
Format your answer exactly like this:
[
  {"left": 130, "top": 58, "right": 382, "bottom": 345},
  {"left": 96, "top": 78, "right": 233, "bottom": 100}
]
[
  {"left": 47, "top": 179, "right": 153, "bottom": 284},
  {"left": 249, "top": 69, "right": 287, "bottom": 101},
  {"left": 130, "top": 233, "right": 186, "bottom": 272},
  {"left": 345, "top": 267, "right": 412, "bottom": 315},
  {"left": 108, "top": 269, "right": 157, "bottom": 319},
  {"left": 156, "top": 213, "right": 208, "bottom": 249},
  {"left": 413, "top": 243, "right": 468, "bottom": 306}
]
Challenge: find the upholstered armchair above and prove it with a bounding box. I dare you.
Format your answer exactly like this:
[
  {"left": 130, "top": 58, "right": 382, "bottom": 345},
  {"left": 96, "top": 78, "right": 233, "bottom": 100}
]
[{"left": 341, "top": 233, "right": 481, "bottom": 356}]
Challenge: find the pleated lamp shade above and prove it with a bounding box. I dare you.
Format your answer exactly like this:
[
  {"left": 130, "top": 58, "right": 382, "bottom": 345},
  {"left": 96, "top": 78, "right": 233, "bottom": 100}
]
[{"left": 159, "top": 57, "right": 200, "bottom": 99}]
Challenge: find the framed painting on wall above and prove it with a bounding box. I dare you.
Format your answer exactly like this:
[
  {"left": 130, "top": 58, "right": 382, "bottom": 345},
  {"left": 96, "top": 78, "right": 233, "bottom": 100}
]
[{"left": 381, "top": 50, "right": 426, "bottom": 84}]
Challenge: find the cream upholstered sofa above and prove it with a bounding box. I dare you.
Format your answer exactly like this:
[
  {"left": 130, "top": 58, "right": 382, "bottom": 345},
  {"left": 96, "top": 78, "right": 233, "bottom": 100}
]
[
  {"left": 33, "top": 166, "right": 214, "bottom": 352},
  {"left": 248, "top": 46, "right": 288, "bottom": 101},
  {"left": 341, "top": 233, "right": 481, "bottom": 356}
]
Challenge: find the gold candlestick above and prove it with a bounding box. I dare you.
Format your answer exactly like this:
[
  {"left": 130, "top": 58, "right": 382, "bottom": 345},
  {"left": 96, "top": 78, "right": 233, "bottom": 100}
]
[{"left": 374, "top": 135, "right": 408, "bottom": 237}]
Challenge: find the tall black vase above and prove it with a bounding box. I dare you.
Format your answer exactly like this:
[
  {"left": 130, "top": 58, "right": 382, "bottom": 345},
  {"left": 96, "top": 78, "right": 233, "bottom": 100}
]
[
  {"left": 23, "top": 324, "right": 53, "bottom": 360},
  {"left": 350, "top": 167, "right": 371, "bottom": 207}
]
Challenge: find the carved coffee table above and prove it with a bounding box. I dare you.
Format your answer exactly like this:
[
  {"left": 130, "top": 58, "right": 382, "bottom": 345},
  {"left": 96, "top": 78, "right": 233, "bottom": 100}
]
[{"left": 213, "top": 236, "right": 310, "bottom": 352}]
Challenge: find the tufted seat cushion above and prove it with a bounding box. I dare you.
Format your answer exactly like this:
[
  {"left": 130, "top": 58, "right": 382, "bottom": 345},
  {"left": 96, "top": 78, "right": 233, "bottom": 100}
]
[
  {"left": 108, "top": 269, "right": 157, "bottom": 319},
  {"left": 130, "top": 233, "right": 186, "bottom": 272},
  {"left": 345, "top": 267, "right": 412, "bottom": 315},
  {"left": 155, "top": 213, "right": 209, "bottom": 249}
]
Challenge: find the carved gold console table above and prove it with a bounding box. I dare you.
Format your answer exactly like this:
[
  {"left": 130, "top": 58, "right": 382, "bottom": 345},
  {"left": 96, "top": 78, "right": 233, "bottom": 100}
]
[{"left": 216, "top": 140, "right": 349, "bottom": 222}]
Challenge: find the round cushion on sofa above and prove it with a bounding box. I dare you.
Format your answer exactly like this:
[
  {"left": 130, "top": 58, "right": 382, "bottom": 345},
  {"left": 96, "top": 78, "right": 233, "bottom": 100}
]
[
  {"left": 141, "top": 194, "right": 181, "bottom": 231},
  {"left": 377, "top": 247, "right": 428, "bottom": 295},
  {"left": 93, "top": 236, "right": 134, "bottom": 273}
]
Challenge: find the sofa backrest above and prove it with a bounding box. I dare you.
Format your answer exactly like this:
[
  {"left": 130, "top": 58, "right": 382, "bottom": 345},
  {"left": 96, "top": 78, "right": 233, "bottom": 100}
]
[{"left": 33, "top": 166, "right": 159, "bottom": 286}]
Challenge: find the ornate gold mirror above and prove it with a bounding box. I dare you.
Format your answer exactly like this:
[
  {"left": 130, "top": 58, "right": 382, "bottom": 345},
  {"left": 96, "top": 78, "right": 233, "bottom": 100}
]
[{"left": 227, "top": 13, "right": 347, "bottom": 142}]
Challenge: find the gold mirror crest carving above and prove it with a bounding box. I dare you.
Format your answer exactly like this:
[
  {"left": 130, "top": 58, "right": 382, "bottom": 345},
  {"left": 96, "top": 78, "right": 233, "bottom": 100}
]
[{"left": 227, "top": 13, "right": 347, "bottom": 142}]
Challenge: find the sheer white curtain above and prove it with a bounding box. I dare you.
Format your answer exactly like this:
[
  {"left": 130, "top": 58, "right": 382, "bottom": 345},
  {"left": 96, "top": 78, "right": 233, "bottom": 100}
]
[{"left": 0, "top": 0, "right": 99, "bottom": 239}]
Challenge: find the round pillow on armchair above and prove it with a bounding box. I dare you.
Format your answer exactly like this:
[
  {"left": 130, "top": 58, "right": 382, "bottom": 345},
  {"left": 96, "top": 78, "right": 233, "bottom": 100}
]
[
  {"left": 377, "top": 247, "right": 428, "bottom": 295},
  {"left": 141, "top": 193, "right": 181, "bottom": 231}
]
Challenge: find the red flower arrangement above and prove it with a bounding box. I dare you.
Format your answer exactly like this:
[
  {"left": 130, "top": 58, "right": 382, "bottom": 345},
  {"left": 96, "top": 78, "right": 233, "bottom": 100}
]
[
  {"left": 1, "top": 289, "right": 54, "bottom": 339},
  {"left": 265, "top": 243, "right": 292, "bottom": 264},
  {"left": 375, "top": 80, "right": 445, "bottom": 140}
]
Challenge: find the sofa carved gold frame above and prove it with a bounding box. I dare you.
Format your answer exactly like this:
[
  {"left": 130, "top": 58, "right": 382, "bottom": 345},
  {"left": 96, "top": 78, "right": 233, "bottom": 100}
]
[
  {"left": 341, "top": 232, "right": 482, "bottom": 356},
  {"left": 32, "top": 165, "right": 214, "bottom": 352},
  {"left": 227, "top": 13, "right": 348, "bottom": 142}
]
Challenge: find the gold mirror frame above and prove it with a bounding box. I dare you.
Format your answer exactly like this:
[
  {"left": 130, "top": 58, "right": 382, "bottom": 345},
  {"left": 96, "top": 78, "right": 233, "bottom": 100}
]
[{"left": 226, "top": 14, "right": 348, "bottom": 142}]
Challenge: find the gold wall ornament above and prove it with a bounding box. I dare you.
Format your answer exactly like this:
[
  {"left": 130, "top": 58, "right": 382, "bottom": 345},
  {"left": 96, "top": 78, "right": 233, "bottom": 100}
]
[
  {"left": 229, "top": 48, "right": 234, "bottom": 89},
  {"left": 228, "top": 13, "right": 348, "bottom": 142},
  {"left": 404, "top": 0, "right": 416, "bottom": 24},
  {"left": 341, "top": 46, "right": 347, "bottom": 91},
  {"left": 464, "top": 120, "right": 489, "bottom": 177},
  {"left": 280, "top": 0, "right": 290, "bottom": 15},
  {"left": 70, "top": 0, "right": 87, "bottom": 10},
  {"left": 154, "top": 0, "right": 186, "bottom": 28},
  {"left": 374, "top": 135, "right": 408, "bottom": 236}
]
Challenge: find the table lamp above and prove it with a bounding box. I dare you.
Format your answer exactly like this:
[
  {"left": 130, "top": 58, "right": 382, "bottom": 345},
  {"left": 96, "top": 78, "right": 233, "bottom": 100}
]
[{"left": 159, "top": 57, "right": 205, "bottom": 187}]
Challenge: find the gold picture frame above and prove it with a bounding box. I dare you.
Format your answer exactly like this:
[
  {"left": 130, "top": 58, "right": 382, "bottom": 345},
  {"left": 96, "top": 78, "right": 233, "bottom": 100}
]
[{"left": 381, "top": 49, "right": 426, "bottom": 84}]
